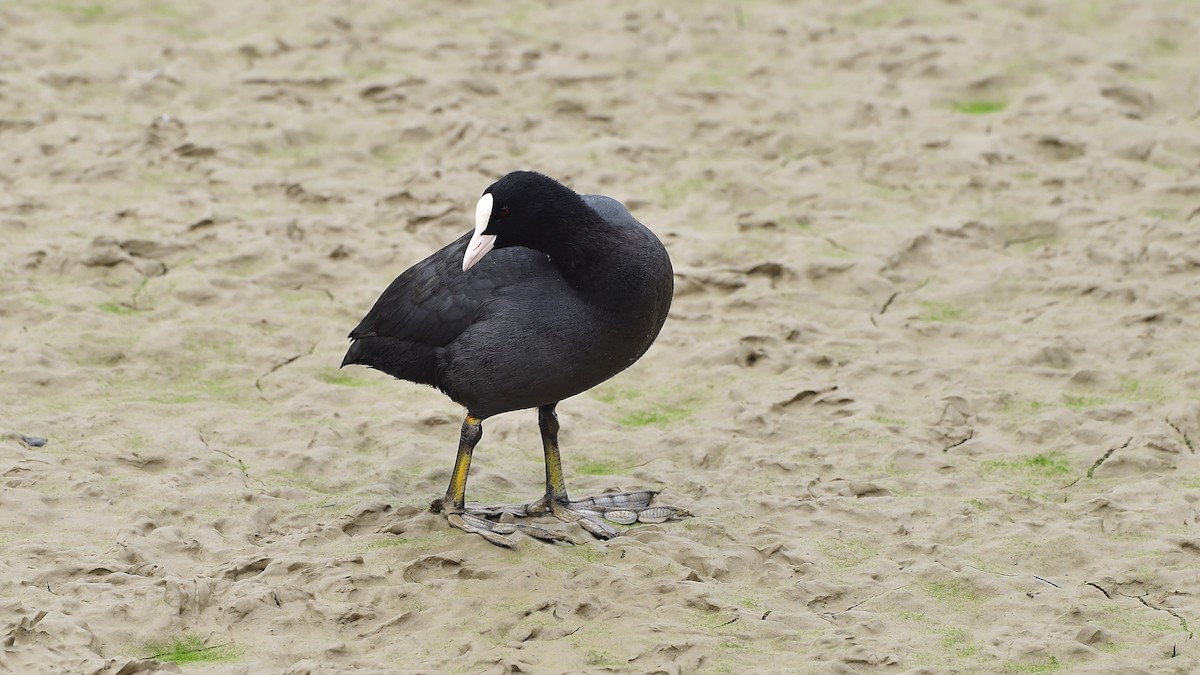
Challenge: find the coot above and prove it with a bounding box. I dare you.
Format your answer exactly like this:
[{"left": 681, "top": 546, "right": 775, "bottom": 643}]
[{"left": 342, "top": 171, "right": 688, "bottom": 546}]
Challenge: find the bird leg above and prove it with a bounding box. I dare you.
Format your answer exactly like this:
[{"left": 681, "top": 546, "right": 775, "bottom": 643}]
[
  {"left": 434, "top": 408, "right": 690, "bottom": 546},
  {"left": 430, "top": 415, "right": 568, "bottom": 548},
  {"left": 526, "top": 404, "right": 692, "bottom": 540}
]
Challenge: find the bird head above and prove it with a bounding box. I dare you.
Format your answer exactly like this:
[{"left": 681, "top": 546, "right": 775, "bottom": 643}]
[{"left": 462, "top": 171, "right": 577, "bottom": 272}]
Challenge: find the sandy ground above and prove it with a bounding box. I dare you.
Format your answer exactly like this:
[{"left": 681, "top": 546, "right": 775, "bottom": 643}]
[{"left": 3, "top": 0, "right": 1200, "bottom": 672}]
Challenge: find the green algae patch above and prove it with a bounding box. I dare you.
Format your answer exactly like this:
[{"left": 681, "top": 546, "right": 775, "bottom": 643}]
[
  {"left": 99, "top": 301, "right": 139, "bottom": 316},
  {"left": 922, "top": 577, "right": 987, "bottom": 612},
  {"left": 917, "top": 300, "right": 966, "bottom": 323},
  {"left": 952, "top": 99, "right": 1007, "bottom": 115},
  {"left": 984, "top": 452, "right": 1072, "bottom": 477},
  {"left": 617, "top": 404, "right": 694, "bottom": 427},
  {"left": 575, "top": 458, "right": 624, "bottom": 476},
  {"left": 818, "top": 536, "right": 879, "bottom": 568},
  {"left": 140, "top": 634, "right": 244, "bottom": 664}
]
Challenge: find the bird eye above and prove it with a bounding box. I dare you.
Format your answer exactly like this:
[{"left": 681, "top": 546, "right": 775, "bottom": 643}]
[{"left": 500, "top": 206, "right": 510, "bottom": 217}]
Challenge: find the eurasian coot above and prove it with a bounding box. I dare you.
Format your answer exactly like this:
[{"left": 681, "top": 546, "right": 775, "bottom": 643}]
[{"left": 342, "top": 171, "right": 689, "bottom": 546}]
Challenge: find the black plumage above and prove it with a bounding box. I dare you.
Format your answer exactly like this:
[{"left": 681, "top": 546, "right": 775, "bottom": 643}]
[{"left": 341, "top": 171, "right": 687, "bottom": 545}]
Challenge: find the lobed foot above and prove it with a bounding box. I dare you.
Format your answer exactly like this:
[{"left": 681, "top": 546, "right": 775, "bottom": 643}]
[
  {"left": 467, "top": 490, "right": 692, "bottom": 542},
  {"left": 432, "top": 498, "right": 570, "bottom": 548}
]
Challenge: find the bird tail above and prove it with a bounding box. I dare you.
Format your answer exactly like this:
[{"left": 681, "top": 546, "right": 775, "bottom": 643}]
[{"left": 341, "top": 337, "right": 438, "bottom": 386}]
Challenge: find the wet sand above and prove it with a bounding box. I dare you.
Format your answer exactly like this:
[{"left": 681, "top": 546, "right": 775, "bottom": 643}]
[{"left": 2, "top": 0, "right": 1199, "bottom": 672}]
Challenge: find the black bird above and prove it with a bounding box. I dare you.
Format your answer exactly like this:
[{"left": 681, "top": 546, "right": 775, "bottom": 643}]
[{"left": 342, "top": 171, "right": 689, "bottom": 546}]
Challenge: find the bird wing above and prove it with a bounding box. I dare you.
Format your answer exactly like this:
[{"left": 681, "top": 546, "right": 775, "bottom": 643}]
[{"left": 348, "top": 231, "right": 556, "bottom": 347}]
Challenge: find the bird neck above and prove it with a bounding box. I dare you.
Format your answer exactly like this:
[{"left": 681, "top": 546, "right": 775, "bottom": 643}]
[{"left": 538, "top": 214, "right": 635, "bottom": 302}]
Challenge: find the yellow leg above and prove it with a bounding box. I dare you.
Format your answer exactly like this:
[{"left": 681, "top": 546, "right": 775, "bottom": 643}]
[
  {"left": 538, "top": 404, "right": 567, "bottom": 501},
  {"left": 434, "top": 406, "right": 688, "bottom": 546},
  {"left": 443, "top": 415, "right": 482, "bottom": 511},
  {"left": 535, "top": 403, "right": 688, "bottom": 539}
]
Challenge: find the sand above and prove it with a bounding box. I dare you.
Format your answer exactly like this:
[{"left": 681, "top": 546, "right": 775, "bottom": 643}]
[{"left": 3, "top": 0, "right": 1200, "bottom": 672}]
